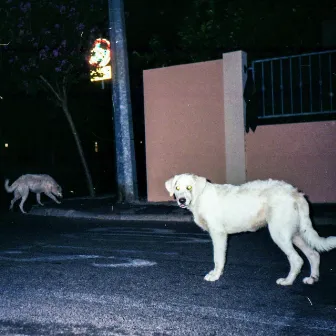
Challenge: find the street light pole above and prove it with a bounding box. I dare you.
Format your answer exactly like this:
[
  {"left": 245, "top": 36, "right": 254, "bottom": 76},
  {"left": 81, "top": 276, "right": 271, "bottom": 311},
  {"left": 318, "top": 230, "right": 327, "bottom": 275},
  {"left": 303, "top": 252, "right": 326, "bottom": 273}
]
[{"left": 108, "top": 0, "right": 138, "bottom": 202}]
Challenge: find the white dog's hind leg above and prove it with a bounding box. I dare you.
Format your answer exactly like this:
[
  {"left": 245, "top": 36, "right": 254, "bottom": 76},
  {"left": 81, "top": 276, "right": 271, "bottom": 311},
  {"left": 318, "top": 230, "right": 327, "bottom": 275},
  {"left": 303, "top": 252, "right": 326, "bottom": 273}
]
[
  {"left": 204, "top": 230, "right": 228, "bottom": 282},
  {"left": 293, "top": 235, "right": 320, "bottom": 285},
  {"left": 268, "top": 226, "right": 304, "bottom": 286}
]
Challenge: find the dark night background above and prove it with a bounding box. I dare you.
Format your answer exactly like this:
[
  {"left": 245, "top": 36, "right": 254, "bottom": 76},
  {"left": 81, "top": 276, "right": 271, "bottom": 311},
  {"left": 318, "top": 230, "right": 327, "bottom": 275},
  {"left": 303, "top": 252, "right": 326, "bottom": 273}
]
[{"left": 0, "top": 0, "right": 335, "bottom": 207}]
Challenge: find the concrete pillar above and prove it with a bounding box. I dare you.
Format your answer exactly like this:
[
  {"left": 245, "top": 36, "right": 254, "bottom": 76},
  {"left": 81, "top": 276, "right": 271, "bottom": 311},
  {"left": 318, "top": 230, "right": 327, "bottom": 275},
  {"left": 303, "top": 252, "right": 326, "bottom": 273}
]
[{"left": 222, "top": 51, "right": 247, "bottom": 185}]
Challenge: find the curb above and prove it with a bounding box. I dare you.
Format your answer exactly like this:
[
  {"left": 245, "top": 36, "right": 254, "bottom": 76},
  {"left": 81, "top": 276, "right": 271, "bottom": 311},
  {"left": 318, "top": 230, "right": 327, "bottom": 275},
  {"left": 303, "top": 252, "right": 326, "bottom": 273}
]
[
  {"left": 28, "top": 208, "right": 335, "bottom": 226},
  {"left": 313, "top": 217, "right": 336, "bottom": 226},
  {"left": 29, "top": 207, "right": 194, "bottom": 222}
]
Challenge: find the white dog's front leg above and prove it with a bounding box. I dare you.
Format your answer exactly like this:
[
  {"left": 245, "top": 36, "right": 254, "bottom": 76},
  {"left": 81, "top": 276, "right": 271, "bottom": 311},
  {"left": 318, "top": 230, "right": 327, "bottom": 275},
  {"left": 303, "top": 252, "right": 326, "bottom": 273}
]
[{"left": 204, "top": 230, "right": 228, "bottom": 282}]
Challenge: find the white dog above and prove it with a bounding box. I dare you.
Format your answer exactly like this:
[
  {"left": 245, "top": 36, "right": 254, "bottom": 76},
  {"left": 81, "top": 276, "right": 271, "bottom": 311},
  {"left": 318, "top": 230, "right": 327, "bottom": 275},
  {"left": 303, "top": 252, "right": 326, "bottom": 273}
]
[{"left": 165, "top": 173, "right": 336, "bottom": 286}]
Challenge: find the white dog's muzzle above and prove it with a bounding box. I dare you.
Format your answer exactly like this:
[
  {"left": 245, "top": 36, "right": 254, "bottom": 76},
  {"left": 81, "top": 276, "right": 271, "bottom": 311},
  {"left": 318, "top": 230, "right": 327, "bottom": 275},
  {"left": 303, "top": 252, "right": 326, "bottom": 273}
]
[{"left": 177, "top": 197, "right": 187, "bottom": 208}]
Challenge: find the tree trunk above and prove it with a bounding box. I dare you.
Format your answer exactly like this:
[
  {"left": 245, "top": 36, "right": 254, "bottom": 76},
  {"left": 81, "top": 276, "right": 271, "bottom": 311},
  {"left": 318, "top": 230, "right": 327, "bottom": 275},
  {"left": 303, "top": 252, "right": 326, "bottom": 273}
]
[
  {"left": 62, "top": 101, "right": 95, "bottom": 197},
  {"left": 39, "top": 75, "right": 95, "bottom": 197}
]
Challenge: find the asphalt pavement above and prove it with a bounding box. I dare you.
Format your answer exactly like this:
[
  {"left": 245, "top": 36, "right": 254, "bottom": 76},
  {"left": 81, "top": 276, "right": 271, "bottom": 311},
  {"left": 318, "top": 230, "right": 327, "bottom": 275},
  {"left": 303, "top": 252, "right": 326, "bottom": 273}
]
[
  {"left": 0, "top": 212, "right": 335, "bottom": 336},
  {"left": 28, "top": 195, "right": 193, "bottom": 222}
]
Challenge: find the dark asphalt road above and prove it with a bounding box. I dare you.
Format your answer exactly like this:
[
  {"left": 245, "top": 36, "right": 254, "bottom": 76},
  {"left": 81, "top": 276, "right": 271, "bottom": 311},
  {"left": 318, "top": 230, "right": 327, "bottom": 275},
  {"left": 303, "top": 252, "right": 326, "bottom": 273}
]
[{"left": 0, "top": 214, "right": 335, "bottom": 336}]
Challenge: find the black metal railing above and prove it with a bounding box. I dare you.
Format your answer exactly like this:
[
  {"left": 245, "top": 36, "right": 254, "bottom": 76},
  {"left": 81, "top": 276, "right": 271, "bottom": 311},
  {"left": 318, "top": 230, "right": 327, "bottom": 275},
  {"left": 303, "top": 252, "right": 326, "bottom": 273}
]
[{"left": 251, "top": 50, "right": 336, "bottom": 119}]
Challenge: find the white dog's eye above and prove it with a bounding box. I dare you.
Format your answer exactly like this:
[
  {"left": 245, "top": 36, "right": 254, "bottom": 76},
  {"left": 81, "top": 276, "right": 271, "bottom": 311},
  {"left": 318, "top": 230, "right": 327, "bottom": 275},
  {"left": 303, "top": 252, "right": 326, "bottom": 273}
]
[
  {"left": 187, "top": 185, "right": 192, "bottom": 190},
  {"left": 176, "top": 186, "right": 180, "bottom": 191}
]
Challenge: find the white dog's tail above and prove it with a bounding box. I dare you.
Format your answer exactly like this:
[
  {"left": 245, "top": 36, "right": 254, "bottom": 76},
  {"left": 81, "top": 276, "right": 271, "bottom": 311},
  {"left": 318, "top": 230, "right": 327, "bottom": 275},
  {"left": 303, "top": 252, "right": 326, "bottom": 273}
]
[
  {"left": 297, "top": 193, "right": 336, "bottom": 252},
  {"left": 4, "top": 179, "right": 17, "bottom": 193}
]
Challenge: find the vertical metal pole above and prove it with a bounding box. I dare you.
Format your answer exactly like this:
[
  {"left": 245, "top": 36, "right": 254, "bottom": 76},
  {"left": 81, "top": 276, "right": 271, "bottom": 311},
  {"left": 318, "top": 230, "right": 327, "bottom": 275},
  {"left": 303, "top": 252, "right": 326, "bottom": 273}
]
[
  {"left": 108, "top": 0, "right": 138, "bottom": 201},
  {"left": 270, "top": 61, "right": 274, "bottom": 115},
  {"left": 289, "top": 58, "right": 293, "bottom": 114},
  {"left": 261, "top": 63, "right": 265, "bottom": 117},
  {"left": 318, "top": 53, "right": 323, "bottom": 112},
  {"left": 299, "top": 56, "right": 302, "bottom": 113},
  {"left": 280, "top": 59, "right": 284, "bottom": 115},
  {"left": 329, "top": 53, "right": 333, "bottom": 111},
  {"left": 309, "top": 55, "right": 313, "bottom": 113}
]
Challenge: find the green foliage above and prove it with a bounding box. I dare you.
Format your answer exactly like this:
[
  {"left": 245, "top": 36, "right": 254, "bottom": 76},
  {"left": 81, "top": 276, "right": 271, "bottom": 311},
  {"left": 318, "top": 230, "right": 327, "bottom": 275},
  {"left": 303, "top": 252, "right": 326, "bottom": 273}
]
[
  {"left": 177, "top": 0, "right": 243, "bottom": 62},
  {"left": 131, "top": 0, "right": 244, "bottom": 68},
  {"left": 0, "top": 0, "right": 106, "bottom": 96},
  {"left": 0, "top": 0, "right": 106, "bottom": 197},
  {"left": 129, "top": 0, "right": 335, "bottom": 69}
]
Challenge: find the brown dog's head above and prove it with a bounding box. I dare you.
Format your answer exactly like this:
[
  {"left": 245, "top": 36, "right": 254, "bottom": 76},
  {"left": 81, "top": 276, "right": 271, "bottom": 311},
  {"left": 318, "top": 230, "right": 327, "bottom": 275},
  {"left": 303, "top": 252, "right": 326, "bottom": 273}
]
[{"left": 52, "top": 184, "right": 63, "bottom": 198}]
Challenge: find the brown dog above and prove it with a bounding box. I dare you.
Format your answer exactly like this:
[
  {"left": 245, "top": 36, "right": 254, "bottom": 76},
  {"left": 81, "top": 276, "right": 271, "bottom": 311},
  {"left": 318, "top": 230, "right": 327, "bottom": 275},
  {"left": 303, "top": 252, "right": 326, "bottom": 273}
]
[{"left": 5, "top": 174, "right": 63, "bottom": 213}]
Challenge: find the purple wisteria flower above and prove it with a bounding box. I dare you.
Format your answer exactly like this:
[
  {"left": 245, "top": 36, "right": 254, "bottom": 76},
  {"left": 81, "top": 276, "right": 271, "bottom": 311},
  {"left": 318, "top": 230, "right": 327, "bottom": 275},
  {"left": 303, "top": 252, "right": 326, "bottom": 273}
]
[
  {"left": 77, "top": 23, "right": 85, "bottom": 31},
  {"left": 20, "top": 65, "right": 29, "bottom": 72},
  {"left": 39, "top": 49, "right": 47, "bottom": 60},
  {"left": 19, "top": 2, "right": 31, "bottom": 13},
  {"left": 28, "top": 58, "right": 37, "bottom": 67}
]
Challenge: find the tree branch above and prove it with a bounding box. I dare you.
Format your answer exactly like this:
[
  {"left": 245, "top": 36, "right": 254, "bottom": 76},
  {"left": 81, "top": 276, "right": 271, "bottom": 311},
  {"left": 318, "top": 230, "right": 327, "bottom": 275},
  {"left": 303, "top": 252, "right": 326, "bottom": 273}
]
[
  {"left": 55, "top": 80, "right": 60, "bottom": 94},
  {"left": 39, "top": 75, "right": 63, "bottom": 104},
  {"left": 62, "top": 78, "right": 67, "bottom": 106},
  {"left": 61, "top": 64, "right": 73, "bottom": 106}
]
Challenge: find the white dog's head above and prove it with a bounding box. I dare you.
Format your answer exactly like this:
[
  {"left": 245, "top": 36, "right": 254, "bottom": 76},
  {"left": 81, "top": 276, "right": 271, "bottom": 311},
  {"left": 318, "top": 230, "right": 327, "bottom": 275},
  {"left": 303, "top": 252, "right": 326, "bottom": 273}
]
[{"left": 165, "top": 173, "right": 207, "bottom": 208}]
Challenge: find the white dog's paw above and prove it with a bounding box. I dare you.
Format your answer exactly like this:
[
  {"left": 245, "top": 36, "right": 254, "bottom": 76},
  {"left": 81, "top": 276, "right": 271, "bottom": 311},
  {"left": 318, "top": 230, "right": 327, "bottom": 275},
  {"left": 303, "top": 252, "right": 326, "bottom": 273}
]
[
  {"left": 303, "top": 276, "right": 318, "bottom": 285},
  {"left": 204, "top": 270, "right": 221, "bottom": 282},
  {"left": 276, "top": 277, "right": 294, "bottom": 286}
]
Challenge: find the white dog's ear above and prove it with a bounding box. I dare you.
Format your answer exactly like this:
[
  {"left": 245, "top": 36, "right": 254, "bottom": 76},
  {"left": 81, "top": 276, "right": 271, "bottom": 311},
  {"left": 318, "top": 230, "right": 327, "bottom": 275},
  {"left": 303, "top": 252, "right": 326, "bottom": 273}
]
[
  {"left": 193, "top": 175, "right": 207, "bottom": 198},
  {"left": 165, "top": 176, "right": 177, "bottom": 197}
]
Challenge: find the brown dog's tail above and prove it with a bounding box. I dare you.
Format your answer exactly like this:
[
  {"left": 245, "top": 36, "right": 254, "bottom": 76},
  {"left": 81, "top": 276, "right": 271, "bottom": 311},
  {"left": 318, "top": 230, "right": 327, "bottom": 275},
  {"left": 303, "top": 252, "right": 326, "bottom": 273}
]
[{"left": 4, "top": 179, "right": 16, "bottom": 193}]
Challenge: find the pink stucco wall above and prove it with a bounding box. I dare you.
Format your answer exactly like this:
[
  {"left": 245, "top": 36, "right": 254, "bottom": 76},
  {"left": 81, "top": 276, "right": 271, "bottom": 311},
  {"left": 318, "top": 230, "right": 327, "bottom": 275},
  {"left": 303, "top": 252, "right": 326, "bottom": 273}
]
[
  {"left": 245, "top": 121, "right": 336, "bottom": 202},
  {"left": 143, "top": 60, "right": 225, "bottom": 201},
  {"left": 144, "top": 55, "right": 335, "bottom": 203}
]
